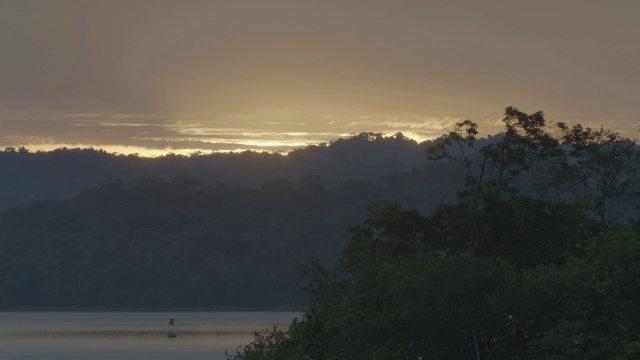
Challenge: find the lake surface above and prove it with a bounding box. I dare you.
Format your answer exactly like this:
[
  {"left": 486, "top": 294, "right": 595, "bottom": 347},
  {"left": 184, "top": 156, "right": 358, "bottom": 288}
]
[{"left": 0, "top": 311, "right": 300, "bottom": 360}]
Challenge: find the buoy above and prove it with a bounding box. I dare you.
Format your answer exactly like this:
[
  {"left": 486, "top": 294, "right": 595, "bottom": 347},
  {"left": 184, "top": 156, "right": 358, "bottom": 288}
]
[{"left": 167, "top": 317, "right": 177, "bottom": 338}]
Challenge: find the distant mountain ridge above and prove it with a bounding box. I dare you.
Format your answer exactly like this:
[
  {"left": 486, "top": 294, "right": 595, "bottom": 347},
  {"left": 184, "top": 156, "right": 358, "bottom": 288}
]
[
  {"left": 0, "top": 131, "right": 477, "bottom": 308},
  {"left": 0, "top": 160, "right": 465, "bottom": 308},
  {"left": 0, "top": 132, "right": 442, "bottom": 210}
]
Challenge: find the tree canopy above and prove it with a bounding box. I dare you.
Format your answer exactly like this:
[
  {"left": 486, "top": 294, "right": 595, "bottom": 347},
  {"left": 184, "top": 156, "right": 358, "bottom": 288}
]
[{"left": 227, "top": 107, "right": 640, "bottom": 359}]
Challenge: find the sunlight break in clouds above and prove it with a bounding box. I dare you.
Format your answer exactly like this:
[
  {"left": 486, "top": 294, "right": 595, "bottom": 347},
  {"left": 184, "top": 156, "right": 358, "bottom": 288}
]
[
  {"left": 2, "top": 108, "right": 476, "bottom": 156},
  {"left": 1, "top": 1, "right": 638, "bottom": 155},
  {"left": 3, "top": 107, "right": 635, "bottom": 157}
]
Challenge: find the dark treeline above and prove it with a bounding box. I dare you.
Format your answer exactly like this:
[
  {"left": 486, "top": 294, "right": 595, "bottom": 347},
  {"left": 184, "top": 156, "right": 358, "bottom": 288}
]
[
  {"left": 2, "top": 104, "right": 639, "bottom": 355},
  {"left": 0, "top": 132, "right": 437, "bottom": 211},
  {"left": 227, "top": 107, "right": 640, "bottom": 359},
  {"left": 0, "top": 162, "right": 464, "bottom": 308},
  {"left": 0, "top": 132, "right": 470, "bottom": 308}
]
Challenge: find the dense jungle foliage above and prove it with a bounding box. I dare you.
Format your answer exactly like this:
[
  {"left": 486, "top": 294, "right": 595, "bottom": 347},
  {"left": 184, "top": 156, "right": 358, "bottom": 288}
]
[
  {"left": 0, "top": 132, "right": 437, "bottom": 211},
  {"left": 227, "top": 107, "right": 640, "bottom": 359},
  {"left": 0, "top": 146, "right": 465, "bottom": 308}
]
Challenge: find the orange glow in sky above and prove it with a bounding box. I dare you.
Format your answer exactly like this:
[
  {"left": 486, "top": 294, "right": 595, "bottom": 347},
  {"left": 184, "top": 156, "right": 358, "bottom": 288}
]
[{"left": 1, "top": 1, "right": 638, "bottom": 155}]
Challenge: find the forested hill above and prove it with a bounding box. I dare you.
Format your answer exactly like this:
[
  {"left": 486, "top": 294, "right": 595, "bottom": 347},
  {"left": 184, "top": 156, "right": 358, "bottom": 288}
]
[
  {"left": 0, "top": 162, "right": 464, "bottom": 308},
  {"left": 0, "top": 132, "right": 441, "bottom": 210},
  {"left": 0, "top": 131, "right": 473, "bottom": 309},
  {"left": 225, "top": 108, "right": 640, "bottom": 360}
]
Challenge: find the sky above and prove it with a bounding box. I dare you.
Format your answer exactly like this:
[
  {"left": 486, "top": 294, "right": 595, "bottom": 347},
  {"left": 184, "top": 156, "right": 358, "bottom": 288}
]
[{"left": 1, "top": 0, "right": 639, "bottom": 156}]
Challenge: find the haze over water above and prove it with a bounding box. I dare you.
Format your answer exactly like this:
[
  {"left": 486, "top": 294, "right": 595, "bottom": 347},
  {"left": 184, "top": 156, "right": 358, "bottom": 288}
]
[{"left": 0, "top": 311, "right": 299, "bottom": 360}]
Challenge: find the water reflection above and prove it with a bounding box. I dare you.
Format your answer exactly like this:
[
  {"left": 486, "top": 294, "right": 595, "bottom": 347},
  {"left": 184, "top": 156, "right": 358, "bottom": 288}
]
[{"left": 0, "top": 311, "right": 299, "bottom": 360}]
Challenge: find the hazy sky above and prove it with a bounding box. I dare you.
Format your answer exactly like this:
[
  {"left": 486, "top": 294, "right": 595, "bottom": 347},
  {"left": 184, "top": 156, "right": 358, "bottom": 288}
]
[{"left": 1, "top": 0, "right": 638, "bottom": 155}]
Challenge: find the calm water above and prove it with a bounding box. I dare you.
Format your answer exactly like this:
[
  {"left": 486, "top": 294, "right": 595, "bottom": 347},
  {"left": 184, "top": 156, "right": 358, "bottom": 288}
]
[{"left": 0, "top": 311, "right": 300, "bottom": 360}]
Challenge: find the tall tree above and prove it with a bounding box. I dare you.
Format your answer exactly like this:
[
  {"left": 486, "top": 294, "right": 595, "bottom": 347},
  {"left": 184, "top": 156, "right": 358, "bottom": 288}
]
[{"left": 228, "top": 107, "right": 640, "bottom": 360}]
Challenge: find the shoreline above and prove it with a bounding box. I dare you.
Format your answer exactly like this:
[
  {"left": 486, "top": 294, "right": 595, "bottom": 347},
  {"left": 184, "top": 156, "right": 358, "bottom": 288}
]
[{"left": 0, "top": 306, "right": 299, "bottom": 312}]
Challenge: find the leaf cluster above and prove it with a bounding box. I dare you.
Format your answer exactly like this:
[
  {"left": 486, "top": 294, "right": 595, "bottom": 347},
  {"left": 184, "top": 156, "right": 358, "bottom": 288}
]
[{"left": 229, "top": 107, "right": 640, "bottom": 359}]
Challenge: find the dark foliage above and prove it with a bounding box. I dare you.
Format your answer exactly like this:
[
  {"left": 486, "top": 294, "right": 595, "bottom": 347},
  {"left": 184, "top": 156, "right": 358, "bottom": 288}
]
[
  {"left": 0, "top": 164, "right": 461, "bottom": 308},
  {"left": 227, "top": 107, "right": 640, "bottom": 359},
  {"left": 0, "top": 133, "right": 437, "bottom": 211}
]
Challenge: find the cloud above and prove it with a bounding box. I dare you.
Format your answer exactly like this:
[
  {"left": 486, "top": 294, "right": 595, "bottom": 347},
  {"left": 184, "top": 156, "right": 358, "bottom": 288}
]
[
  {"left": 61, "top": 113, "right": 107, "bottom": 119},
  {"left": 1, "top": 0, "right": 639, "bottom": 156},
  {"left": 0, "top": 108, "right": 339, "bottom": 154},
  {"left": 4, "top": 104, "right": 637, "bottom": 157},
  {"left": 339, "top": 113, "right": 474, "bottom": 141}
]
